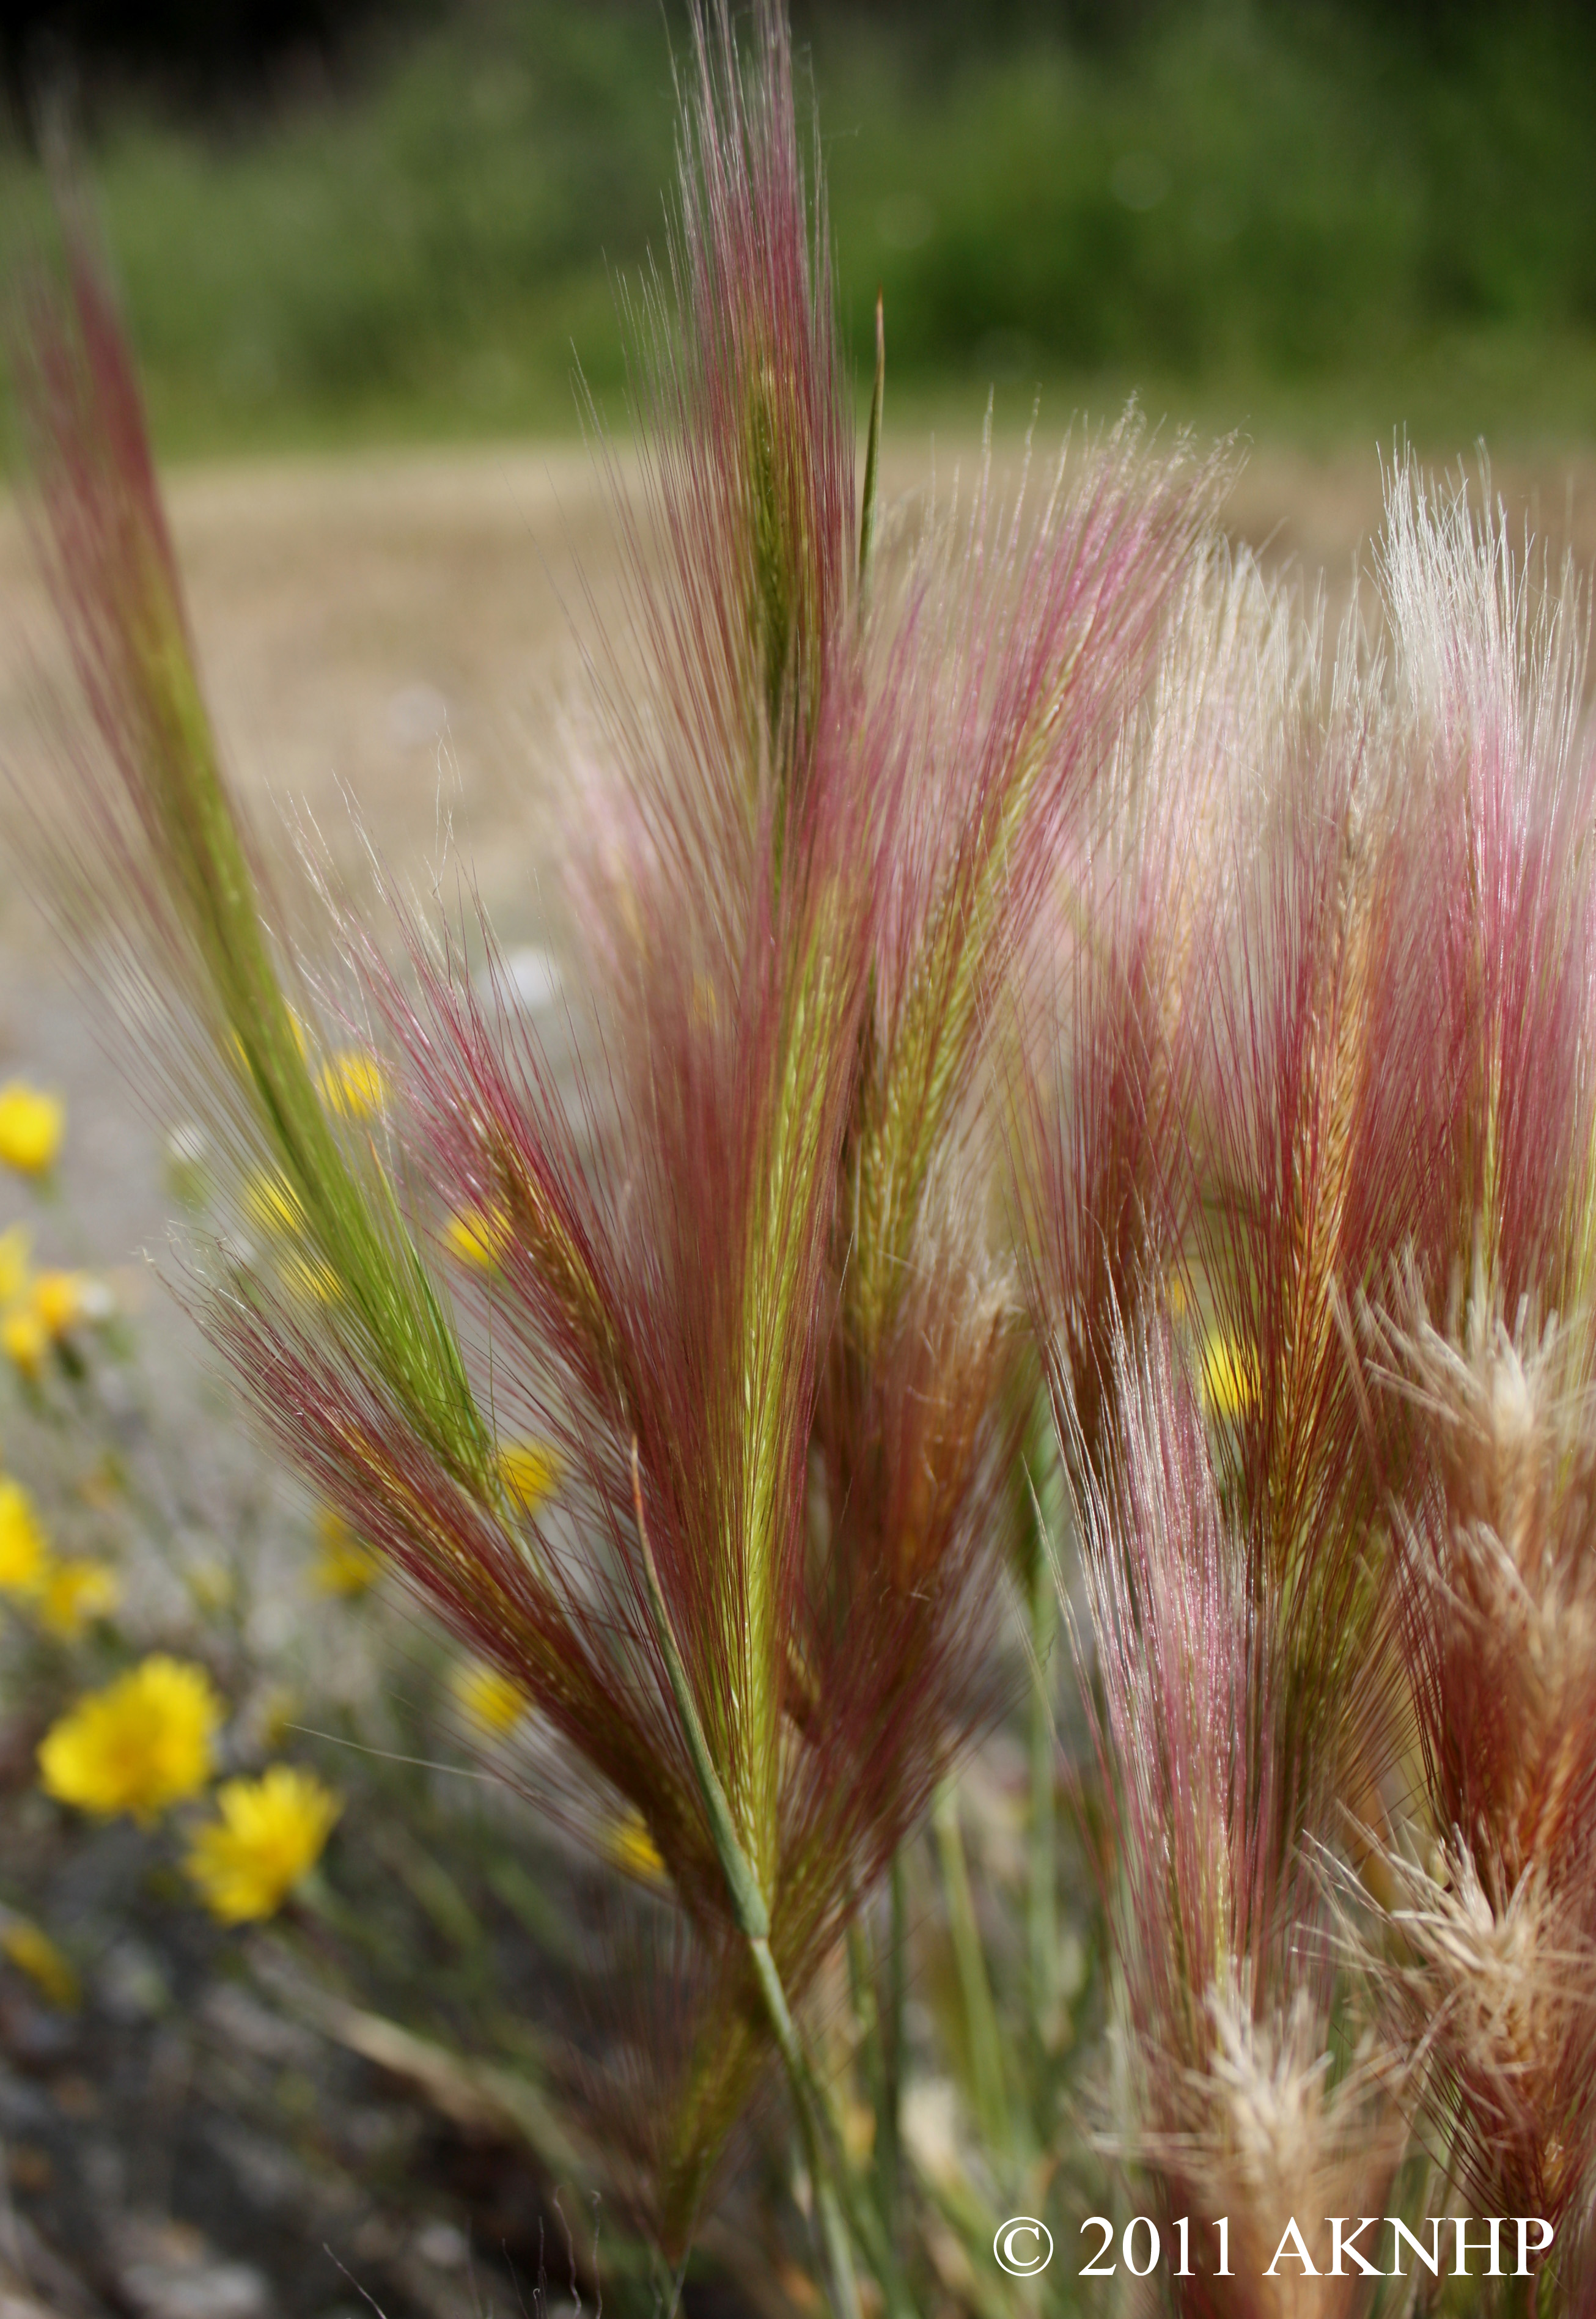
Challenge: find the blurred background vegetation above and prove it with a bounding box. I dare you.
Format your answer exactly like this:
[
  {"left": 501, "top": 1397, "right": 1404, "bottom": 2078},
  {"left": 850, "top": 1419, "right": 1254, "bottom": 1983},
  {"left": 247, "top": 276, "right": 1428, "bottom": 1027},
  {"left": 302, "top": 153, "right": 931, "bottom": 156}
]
[{"left": 1, "top": 0, "right": 1594, "bottom": 459}]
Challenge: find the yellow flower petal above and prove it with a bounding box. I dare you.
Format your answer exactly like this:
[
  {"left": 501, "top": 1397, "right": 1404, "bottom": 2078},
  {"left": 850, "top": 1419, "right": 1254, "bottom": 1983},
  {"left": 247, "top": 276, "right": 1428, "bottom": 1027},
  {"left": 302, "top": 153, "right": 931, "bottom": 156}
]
[
  {"left": 450, "top": 1659, "right": 528, "bottom": 1736},
  {"left": 0, "top": 1224, "right": 33, "bottom": 1307},
  {"left": 444, "top": 1204, "right": 513, "bottom": 1270},
  {"left": 318, "top": 1050, "right": 388, "bottom": 1121},
  {"left": 240, "top": 1171, "right": 305, "bottom": 1237},
  {"left": 35, "top": 1557, "right": 120, "bottom": 1641},
  {"left": 496, "top": 1439, "right": 562, "bottom": 1516},
  {"left": 310, "top": 1508, "right": 381, "bottom": 1597},
  {"left": 1199, "top": 1329, "right": 1257, "bottom": 1422},
  {"left": 0, "top": 1082, "right": 64, "bottom": 1177},
  {"left": 279, "top": 1252, "right": 342, "bottom": 1307},
  {"left": 0, "top": 1917, "right": 79, "bottom": 2011},
  {"left": 604, "top": 1809, "right": 667, "bottom": 1887},
  {"left": 185, "top": 1765, "right": 340, "bottom": 1924},
  {"left": 0, "top": 1480, "right": 49, "bottom": 1595},
  {"left": 32, "top": 1271, "right": 93, "bottom": 1339},
  {"left": 2, "top": 1307, "right": 49, "bottom": 1380},
  {"left": 38, "top": 1656, "right": 222, "bottom": 1826}
]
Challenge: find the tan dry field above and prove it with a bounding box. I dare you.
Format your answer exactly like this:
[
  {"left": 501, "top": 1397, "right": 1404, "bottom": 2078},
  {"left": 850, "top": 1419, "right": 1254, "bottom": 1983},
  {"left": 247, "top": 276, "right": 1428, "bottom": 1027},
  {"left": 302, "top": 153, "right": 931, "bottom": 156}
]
[{"left": 1, "top": 428, "right": 1594, "bottom": 1357}]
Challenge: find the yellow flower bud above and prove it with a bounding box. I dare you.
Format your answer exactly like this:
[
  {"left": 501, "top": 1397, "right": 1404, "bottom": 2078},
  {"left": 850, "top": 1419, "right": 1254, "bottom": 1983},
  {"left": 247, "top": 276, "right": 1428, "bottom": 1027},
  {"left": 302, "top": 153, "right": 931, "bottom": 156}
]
[
  {"left": 444, "top": 1204, "right": 513, "bottom": 1270},
  {"left": 496, "top": 1439, "right": 562, "bottom": 1516},
  {"left": 0, "top": 1082, "right": 64, "bottom": 1177},
  {"left": 310, "top": 1509, "right": 381, "bottom": 1597},
  {"left": 318, "top": 1050, "right": 388, "bottom": 1121},
  {"left": 450, "top": 1659, "right": 528, "bottom": 1736},
  {"left": 0, "top": 1917, "right": 79, "bottom": 2010},
  {"left": 2, "top": 1307, "right": 48, "bottom": 1379},
  {"left": 0, "top": 1480, "right": 49, "bottom": 1595}
]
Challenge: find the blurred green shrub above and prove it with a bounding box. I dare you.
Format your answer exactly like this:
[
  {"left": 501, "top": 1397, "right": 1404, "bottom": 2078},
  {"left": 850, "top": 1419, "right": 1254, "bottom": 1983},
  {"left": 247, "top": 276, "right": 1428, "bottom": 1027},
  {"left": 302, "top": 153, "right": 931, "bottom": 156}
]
[{"left": 4, "top": 0, "right": 1596, "bottom": 450}]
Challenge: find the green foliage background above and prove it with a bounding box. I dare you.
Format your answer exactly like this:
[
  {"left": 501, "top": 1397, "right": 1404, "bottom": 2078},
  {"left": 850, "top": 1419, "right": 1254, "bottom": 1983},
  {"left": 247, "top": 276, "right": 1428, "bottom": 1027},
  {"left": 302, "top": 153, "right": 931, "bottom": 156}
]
[{"left": 5, "top": 0, "right": 1596, "bottom": 455}]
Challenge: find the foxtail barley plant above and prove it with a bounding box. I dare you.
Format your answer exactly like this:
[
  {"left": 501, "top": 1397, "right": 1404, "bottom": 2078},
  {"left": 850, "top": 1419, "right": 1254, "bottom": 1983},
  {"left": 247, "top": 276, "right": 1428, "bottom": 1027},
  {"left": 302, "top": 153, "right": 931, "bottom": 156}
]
[
  {"left": 12, "top": 4, "right": 1596, "bottom": 2313},
  {"left": 1015, "top": 469, "right": 1596, "bottom": 2310}
]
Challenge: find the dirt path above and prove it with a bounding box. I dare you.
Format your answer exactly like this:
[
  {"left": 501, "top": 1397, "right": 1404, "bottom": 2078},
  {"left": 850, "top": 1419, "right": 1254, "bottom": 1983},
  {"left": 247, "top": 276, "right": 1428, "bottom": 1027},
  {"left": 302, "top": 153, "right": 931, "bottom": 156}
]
[{"left": 5, "top": 427, "right": 1595, "bottom": 917}]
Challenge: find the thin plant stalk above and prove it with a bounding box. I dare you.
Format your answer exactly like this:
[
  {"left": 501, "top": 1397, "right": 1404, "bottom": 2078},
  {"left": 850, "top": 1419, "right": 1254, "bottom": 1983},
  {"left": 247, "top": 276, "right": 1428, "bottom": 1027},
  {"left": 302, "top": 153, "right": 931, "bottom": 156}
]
[
  {"left": 930, "top": 1781, "right": 1010, "bottom": 2157},
  {"left": 631, "top": 1447, "right": 893, "bottom": 2319},
  {"left": 1026, "top": 1559, "right": 1057, "bottom": 2059},
  {"left": 1013, "top": 1389, "right": 1062, "bottom": 2057},
  {"left": 858, "top": 290, "right": 884, "bottom": 594},
  {"left": 880, "top": 1854, "right": 906, "bottom": 2252},
  {"left": 844, "top": 1856, "right": 906, "bottom": 2257}
]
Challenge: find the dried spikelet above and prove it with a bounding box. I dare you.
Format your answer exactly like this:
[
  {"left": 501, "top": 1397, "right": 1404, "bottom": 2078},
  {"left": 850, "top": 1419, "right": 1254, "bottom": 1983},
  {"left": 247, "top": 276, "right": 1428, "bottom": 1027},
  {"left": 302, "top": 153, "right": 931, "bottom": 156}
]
[
  {"left": 1368, "top": 1275, "right": 1596, "bottom": 1891},
  {"left": 1370, "top": 1843, "right": 1596, "bottom": 2229},
  {"left": 1361, "top": 1278, "right": 1596, "bottom": 2229},
  {"left": 1074, "top": 1320, "right": 1408, "bottom": 2318},
  {"left": 1125, "top": 1972, "right": 1407, "bottom": 2319}
]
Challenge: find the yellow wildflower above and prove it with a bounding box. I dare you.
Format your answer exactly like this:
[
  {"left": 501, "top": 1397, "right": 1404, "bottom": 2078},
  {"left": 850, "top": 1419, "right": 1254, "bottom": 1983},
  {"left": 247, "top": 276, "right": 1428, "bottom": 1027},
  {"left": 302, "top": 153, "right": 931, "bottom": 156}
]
[
  {"left": 38, "top": 1656, "right": 222, "bottom": 1825},
  {"left": 318, "top": 1050, "right": 388, "bottom": 1120},
  {"left": 279, "top": 1251, "right": 342, "bottom": 1307},
  {"left": 36, "top": 1557, "right": 120, "bottom": 1641},
  {"left": 2, "top": 1306, "right": 48, "bottom": 1380},
  {"left": 496, "top": 1439, "right": 562, "bottom": 1515},
  {"left": 240, "top": 1171, "right": 304, "bottom": 1237},
  {"left": 842, "top": 2098, "right": 877, "bottom": 2164},
  {"left": 0, "top": 1917, "right": 79, "bottom": 2011},
  {"left": 450, "top": 1659, "right": 528, "bottom": 1735},
  {"left": 0, "top": 1224, "right": 31, "bottom": 1305},
  {"left": 311, "top": 1508, "right": 381, "bottom": 1597},
  {"left": 185, "top": 1765, "right": 340, "bottom": 1924},
  {"left": 444, "top": 1204, "right": 513, "bottom": 1270},
  {"left": 0, "top": 1082, "right": 64, "bottom": 1177},
  {"left": 604, "top": 1809, "right": 667, "bottom": 1887},
  {"left": 1199, "top": 1330, "right": 1258, "bottom": 1422},
  {"left": 32, "top": 1271, "right": 96, "bottom": 1339},
  {"left": 0, "top": 1480, "right": 48, "bottom": 1595},
  {"left": 237, "top": 1175, "right": 340, "bottom": 1304}
]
